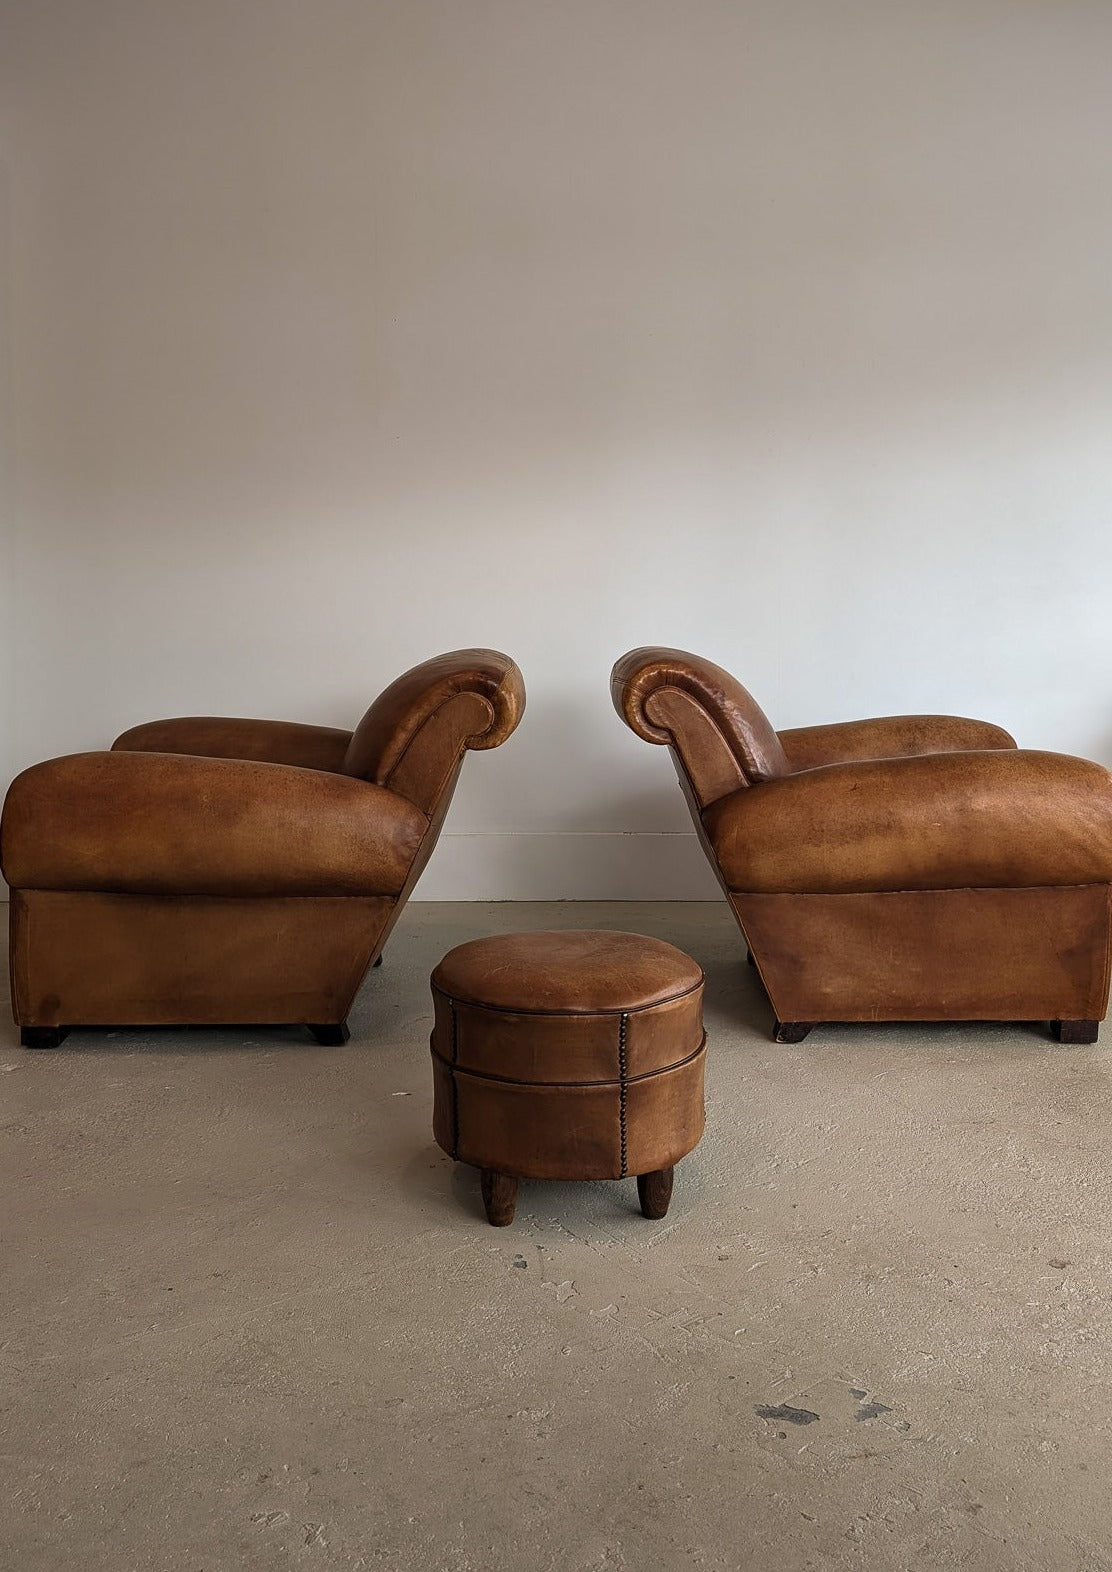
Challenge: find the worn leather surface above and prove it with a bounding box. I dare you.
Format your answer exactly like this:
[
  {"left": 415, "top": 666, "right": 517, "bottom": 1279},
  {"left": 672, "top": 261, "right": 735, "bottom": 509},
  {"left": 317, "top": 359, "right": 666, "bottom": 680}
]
[
  {"left": 431, "top": 930, "right": 706, "bottom": 1181},
  {"left": 344, "top": 649, "right": 525, "bottom": 794},
  {"left": 3, "top": 649, "right": 526, "bottom": 1031},
  {"left": 432, "top": 929, "right": 703, "bottom": 1013},
  {"left": 10, "top": 890, "right": 394, "bottom": 1025},
  {"left": 612, "top": 647, "right": 789, "bottom": 791},
  {"left": 113, "top": 717, "right": 353, "bottom": 772},
  {"left": 778, "top": 715, "right": 1017, "bottom": 772},
  {"left": 735, "top": 887, "right": 1112, "bottom": 1023},
  {"left": 704, "top": 750, "right": 1112, "bottom": 893},
  {"left": 611, "top": 646, "right": 1112, "bottom": 1029},
  {"left": 2, "top": 751, "right": 427, "bottom": 896},
  {"left": 433, "top": 1051, "right": 706, "bottom": 1181}
]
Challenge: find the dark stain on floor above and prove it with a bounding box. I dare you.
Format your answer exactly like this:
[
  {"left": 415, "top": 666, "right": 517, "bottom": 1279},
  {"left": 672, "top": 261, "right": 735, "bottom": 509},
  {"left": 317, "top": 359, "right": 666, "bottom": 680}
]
[{"left": 755, "top": 1403, "right": 820, "bottom": 1426}]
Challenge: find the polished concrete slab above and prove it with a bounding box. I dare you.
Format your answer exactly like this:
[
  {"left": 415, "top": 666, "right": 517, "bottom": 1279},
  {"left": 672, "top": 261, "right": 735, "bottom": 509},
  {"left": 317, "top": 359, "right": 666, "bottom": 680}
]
[{"left": 3, "top": 902, "right": 1111, "bottom": 1571}]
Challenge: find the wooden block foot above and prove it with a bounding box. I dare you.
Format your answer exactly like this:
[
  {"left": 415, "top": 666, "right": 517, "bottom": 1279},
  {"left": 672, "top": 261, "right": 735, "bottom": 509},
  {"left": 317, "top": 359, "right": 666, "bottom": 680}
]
[
  {"left": 21, "top": 1026, "right": 68, "bottom": 1050},
  {"left": 1053, "top": 1020, "right": 1099, "bottom": 1045},
  {"left": 773, "top": 1020, "right": 815, "bottom": 1044},
  {"left": 637, "top": 1167, "right": 674, "bottom": 1220},
  {"left": 480, "top": 1169, "right": 518, "bottom": 1227},
  {"left": 308, "top": 1021, "right": 350, "bottom": 1046}
]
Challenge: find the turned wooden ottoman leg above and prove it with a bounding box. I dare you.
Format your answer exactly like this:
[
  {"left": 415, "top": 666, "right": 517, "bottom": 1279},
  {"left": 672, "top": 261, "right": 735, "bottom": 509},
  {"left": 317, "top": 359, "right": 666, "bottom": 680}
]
[
  {"left": 481, "top": 1169, "right": 518, "bottom": 1227},
  {"left": 637, "top": 1167, "right": 674, "bottom": 1220}
]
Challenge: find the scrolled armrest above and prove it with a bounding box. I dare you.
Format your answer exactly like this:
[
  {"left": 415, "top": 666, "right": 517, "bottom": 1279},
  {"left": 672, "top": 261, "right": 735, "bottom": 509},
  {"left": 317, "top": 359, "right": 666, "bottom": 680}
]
[
  {"left": 113, "top": 716, "right": 353, "bottom": 773},
  {"left": 702, "top": 748, "right": 1112, "bottom": 894},
  {"left": 611, "top": 647, "right": 789, "bottom": 806},
  {"left": 778, "top": 714, "right": 1017, "bottom": 773},
  {"left": 344, "top": 649, "right": 525, "bottom": 814},
  {"left": 1, "top": 751, "right": 427, "bottom": 897}
]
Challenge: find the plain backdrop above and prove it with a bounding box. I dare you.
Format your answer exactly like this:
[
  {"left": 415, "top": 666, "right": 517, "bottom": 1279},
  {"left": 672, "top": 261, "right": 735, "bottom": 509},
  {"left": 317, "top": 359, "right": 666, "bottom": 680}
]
[{"left": 3, "top": 1, "right": 1112, "bottom": 897}]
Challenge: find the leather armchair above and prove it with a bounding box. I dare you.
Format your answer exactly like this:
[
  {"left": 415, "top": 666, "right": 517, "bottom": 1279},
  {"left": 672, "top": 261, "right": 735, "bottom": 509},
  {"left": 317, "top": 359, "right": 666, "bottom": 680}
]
[
  {"left": 2, "top": 650, "right": 525, "bottom": 1047},
  {"left": 612, "top": 647, "right": 1112, "bottom": 1044}
]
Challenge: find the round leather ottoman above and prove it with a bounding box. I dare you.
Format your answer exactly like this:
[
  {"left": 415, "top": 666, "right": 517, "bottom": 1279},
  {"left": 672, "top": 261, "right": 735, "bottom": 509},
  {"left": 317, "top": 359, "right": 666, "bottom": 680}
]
[{"left": 430, "top": 930, "right": 706, "bottom": 1226}]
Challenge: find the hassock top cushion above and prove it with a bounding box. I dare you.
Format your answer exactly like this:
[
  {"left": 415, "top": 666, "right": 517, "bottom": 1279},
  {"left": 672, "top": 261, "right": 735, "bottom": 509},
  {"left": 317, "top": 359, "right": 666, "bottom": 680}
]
[{"left": 431, "top": 929, "right": 703, "bottom": 1014}]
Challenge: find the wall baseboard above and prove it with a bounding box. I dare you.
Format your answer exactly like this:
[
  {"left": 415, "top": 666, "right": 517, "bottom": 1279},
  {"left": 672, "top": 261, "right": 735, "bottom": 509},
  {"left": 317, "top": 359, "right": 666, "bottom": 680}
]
[{"left": 414, "top": 832, "right": 721, "bottom": 901}]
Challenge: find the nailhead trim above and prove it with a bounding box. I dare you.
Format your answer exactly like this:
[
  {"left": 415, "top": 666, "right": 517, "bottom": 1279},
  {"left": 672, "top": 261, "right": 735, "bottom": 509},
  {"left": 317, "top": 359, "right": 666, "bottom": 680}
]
[
  {"left": 450, "top": 999, "right": 460, "bottom": 1160},
  {"left": 618, "top": 1011, "right": 629, "bottom": 1178}
]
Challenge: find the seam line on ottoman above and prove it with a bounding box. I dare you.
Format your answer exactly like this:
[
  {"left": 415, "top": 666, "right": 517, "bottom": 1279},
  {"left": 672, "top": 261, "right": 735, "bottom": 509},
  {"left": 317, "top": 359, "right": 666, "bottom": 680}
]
[
  {"left": 450, "top": 999, "right": 460, "bottom": 1160},
  {"left": 618, "top": 1012, "right": 628, "bottom": 1178},
  {"left": 429, "top": 1037, "right": 706, "bottom": 1086},
  {"left": 438, "top": 978, "right": 705, "bottom": 1018}
]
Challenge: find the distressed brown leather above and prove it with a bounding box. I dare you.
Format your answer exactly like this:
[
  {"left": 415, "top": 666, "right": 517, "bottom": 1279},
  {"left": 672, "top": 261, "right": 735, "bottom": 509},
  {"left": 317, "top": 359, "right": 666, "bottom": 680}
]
[
  {"left": 433, "top": 1055, "right": 707, "bottom": 1182},
  {"left": 612, "top": 648, "right": 1112, "bottom": 1035},
  {"left": 779, "top": 714, "right": 1016, "bottom": 772},
  {"left": 345, "top": 648, "right": 525, "bottom": 807},
  {"left": 704, "top": 750, "right": 1112, "bottom": 894},
  {"left": 734, "top": 887, "right": 1112, "bottom": 1024},
  {"left": 3, "top": 649, "right": 525, "bottom": 1036},
  {"left": 432, "top": 929, "right": 703, "bottom": 1014},
  {"left": 612, "top": 646, "right": 788, "bottom": 798},
  {"left": 113, "top": 717, "right": 353, "bottom": 772},
  {"left": 2, "top": 752, "right": 426, "bottom": 896},
  {"left": 9, "top": 890, "right": 394, "bottom": 1026},
  {"left": 431, "top": 931, "right": 705, "bottom": 1182}
]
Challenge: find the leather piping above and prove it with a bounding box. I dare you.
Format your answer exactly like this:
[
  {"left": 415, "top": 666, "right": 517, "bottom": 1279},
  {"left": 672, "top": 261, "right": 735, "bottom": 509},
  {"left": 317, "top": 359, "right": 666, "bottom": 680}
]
[
  {"left": 431, "top": 976, "right": 705, "bottom": 1018},
  {"left": 429, "top": 1034, "right": 707, "bottom": 1088}
]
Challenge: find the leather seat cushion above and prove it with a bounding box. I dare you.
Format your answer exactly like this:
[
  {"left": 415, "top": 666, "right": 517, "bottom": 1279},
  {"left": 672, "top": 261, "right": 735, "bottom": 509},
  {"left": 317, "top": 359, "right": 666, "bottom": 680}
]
[{"left": 432, "top": 929, "right": 703, "bottom": 1014}]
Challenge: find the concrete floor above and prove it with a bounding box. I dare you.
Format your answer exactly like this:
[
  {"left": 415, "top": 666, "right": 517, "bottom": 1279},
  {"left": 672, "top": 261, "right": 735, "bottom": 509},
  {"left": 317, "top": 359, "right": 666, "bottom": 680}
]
[{"left": 3, "top": 901, "right": 1112, "bottom": 1571}]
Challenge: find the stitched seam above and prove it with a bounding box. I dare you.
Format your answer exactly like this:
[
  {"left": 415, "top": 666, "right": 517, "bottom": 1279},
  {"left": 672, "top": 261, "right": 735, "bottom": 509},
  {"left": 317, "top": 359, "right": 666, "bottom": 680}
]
[
  {"left": 435, "top": 978, "right": 705, "bottom": 1019},
  {"left": 449, "top": 999, "right": 460, "bottom": 1159},
  {"left": 429, "top": 1035, "right": 706, "bottom": 1086},
  {"left": 618, "top": 1012, "right": 628, "bottom": 1179}
]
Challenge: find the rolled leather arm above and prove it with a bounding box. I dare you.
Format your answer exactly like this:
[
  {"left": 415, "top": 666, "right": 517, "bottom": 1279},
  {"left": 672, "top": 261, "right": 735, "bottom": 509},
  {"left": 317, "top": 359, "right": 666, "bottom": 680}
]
[
  {"left": 344, "top": 649, "right": 526, "bottom": 814},
  {"left": 113, "top": 716, "right": 353, "bottom": 773},
  {"left": 778, "top": 714, "right": 1016, "bottom": 772},
  {"left": 702, "top": 748, "right": 1112, "bottom": 894},
  {"left": 1, "top": 751, "right": 427, "bottom": 897},
  {"left": 611, "top": 647, "right": 789, "bottom": 804}
]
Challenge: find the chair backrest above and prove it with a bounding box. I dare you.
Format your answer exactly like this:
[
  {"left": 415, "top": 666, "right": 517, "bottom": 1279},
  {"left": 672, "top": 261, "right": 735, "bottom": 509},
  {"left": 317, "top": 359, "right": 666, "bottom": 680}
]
[
  {"left": 344, "top": 649, "right": 525, "bottom": 817},
  {"left": 611, "top": 647, "right": 788, "bottom": 808}
]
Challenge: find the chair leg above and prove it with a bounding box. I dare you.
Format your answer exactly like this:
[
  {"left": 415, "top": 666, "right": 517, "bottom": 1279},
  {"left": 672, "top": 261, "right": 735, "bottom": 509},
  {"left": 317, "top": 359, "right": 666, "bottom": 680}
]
[
  {"left": 773, "top": 1021, "right": 815, "bottom": 1044},
  {"left": 1053, "top": 1020, "right": 1099, "bottom": 1045},
  {"left": 373, "top": 953, "right": 384, "bottom": 968},
  {"left": 637, "top": 1167, "right": 674, "bottom": 1220},
  {"left": 308, "top": 1021, "right": 351, "bottom": 1046},
  {"left": 21, "top": 1026, "right": 69, "bottom": 1050},
  {"left": 480, "top": 1169, "right": 518, "bottom": 1227}
]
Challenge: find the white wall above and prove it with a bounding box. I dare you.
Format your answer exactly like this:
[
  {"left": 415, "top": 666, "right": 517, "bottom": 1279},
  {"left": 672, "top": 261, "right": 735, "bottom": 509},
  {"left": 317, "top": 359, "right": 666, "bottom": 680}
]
[{"left": 3, "top": 1, "right": 1112, "bottom": 898}]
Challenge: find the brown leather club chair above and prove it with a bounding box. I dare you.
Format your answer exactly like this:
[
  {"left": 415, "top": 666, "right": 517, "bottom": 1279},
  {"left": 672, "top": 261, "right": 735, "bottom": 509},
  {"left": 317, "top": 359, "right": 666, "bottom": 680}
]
[
  {"left": 612, "top": 647, "right": 1112, "bottom": 1045},
  {"left": 2, "top": 649, "right": 524, "bottom": 1048}
]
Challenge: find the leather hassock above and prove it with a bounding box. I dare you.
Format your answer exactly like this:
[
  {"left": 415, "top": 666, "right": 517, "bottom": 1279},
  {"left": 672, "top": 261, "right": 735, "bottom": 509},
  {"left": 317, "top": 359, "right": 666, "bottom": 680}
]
[{"left": 430, "top": 930, "right": 706, "bottom": 1181}]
